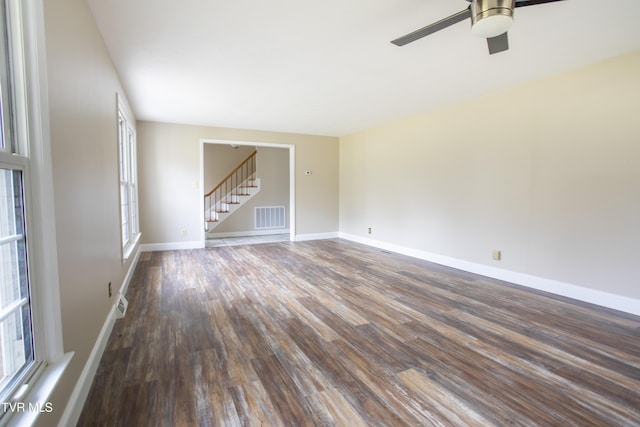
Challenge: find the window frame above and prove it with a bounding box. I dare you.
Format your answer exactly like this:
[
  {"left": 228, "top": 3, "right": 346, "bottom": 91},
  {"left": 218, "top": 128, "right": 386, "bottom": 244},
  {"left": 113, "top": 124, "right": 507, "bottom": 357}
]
[
  {"left": 0, "top": 0, "right": 70, "bottom": 424},
  {"left": 117, "top": 95, "right": 140, "bottom": 260},
  {"left": 0, "top": 156, "right": 36, "bottom": 401}
]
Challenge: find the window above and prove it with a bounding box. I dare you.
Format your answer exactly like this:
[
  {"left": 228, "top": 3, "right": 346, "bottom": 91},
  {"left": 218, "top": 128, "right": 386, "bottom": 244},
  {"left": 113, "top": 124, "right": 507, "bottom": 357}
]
[
  {"left": 0, "top": 168, "right": 33, "bottom": 398},
  {"left": 0, "top": 0, "right": 36, "bottom": 404},
  {"left": 0, "top": 0, "right": 69, "bottom": 424},
  {"left": 117, "top": 96, "right": 139, "bottom": 259}
]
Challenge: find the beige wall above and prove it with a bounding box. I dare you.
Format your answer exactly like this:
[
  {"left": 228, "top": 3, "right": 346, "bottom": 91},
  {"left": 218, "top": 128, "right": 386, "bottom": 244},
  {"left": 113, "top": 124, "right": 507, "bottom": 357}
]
[
  {"left": 340, "top": 51, "right": 640, "bottom": 300},
  {"left": 41, "top": 0, "right": 139, "bottom": 425},
  {"left": 137, "top": 121, "right": 338, "bottom": 244},
  {"left": 209, "top": 146, "right": 291, "bottom": 234}
]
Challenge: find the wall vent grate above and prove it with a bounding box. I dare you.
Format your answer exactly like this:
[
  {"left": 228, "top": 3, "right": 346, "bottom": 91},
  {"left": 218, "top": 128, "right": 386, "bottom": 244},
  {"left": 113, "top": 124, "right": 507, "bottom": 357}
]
[{"left": 255, "top": 206, "right": 286, "bottom": 229}]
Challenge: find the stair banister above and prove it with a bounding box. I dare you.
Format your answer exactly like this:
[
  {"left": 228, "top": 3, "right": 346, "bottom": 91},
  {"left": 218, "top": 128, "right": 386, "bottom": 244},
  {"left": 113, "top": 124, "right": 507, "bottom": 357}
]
[
  {"left": 204, "top": 150, "right": 257, "bottom": 230},
  {"left": 204, "top": 150, "right": 257, "bottom": 199}
]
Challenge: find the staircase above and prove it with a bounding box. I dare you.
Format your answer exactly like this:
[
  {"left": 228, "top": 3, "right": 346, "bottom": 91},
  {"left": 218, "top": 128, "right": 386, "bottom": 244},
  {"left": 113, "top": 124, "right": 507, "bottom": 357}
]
[{"left": 204, "top": 150, "right": 260, "bottom": 232}]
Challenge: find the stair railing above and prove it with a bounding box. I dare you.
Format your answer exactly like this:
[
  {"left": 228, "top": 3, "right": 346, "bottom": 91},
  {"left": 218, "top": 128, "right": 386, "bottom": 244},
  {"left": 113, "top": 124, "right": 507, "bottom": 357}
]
[{"left": 204, "top": 150, "right": 257, "bottom": 230}]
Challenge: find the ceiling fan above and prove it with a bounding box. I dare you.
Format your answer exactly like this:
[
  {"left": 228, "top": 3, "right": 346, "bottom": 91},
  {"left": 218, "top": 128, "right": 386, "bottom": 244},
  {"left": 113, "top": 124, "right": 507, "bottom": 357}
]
[{"left": 391, "top": 0, "right": 567, "bottom": 55}]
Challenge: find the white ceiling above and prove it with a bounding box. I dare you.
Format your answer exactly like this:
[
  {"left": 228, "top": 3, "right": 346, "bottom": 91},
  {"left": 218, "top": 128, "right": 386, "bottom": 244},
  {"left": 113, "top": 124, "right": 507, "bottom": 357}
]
[{"left": 87, "top": 0, "right": 640, "bottom": 137}]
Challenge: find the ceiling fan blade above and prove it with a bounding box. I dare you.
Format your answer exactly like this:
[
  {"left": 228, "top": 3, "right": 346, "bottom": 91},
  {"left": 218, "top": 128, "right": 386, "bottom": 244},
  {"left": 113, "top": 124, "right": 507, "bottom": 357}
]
[
  {"left": 515, "top": 0, "right": 566, "bottom": 7},
  {"left": 391, "top": 7, "right": 471, "bottom": 46},
  {"left": 487, "top": 32, "right": 509, "bottom": 55}
]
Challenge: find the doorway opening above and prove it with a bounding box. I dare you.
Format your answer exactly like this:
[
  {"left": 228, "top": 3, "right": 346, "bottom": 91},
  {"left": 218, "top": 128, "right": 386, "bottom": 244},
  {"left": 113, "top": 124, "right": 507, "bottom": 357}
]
[{"left": 199, "top": 139, "right": 295, "bottom": 247}]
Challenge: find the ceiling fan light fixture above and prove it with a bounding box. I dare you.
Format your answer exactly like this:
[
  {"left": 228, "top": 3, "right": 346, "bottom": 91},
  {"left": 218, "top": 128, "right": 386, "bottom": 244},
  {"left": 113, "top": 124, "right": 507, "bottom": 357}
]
[
  {"left": 391, "top": 0, "right": 566, "bottom": 53},
  {"left": 470, "top": 0, "right": 515, "bottom": 38}
]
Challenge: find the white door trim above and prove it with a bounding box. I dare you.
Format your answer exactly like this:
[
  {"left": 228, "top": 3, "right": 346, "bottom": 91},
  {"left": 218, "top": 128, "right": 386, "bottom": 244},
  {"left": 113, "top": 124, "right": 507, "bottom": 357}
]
[{"left": 199, "top": 139, "right": 295, "bottom": 246}]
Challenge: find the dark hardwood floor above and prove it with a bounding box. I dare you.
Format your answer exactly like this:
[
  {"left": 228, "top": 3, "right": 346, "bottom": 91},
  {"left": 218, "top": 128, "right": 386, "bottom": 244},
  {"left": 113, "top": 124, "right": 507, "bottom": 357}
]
[{"left": 77, "top": 239, "right": 640, "bottom": 426}]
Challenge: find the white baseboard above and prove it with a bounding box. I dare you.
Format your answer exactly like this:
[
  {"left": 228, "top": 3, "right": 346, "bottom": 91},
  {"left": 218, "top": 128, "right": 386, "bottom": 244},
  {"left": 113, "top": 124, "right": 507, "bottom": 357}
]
[
  {"left": 140, "top": 240, "right": 204, "bottom": 252},
  {"left": 142, "top": 231, "right": 335, "bottom": 250},
  {"left": 295, "top": 232, "right": 339, "bottom": 241},
  {"left": 339, "top": 233, "right": 640, "bottom": 317},
  {"left": 206, "top": 229, "right": 290, "bottom": 239},
  {"left": 57, "top": 306, "right": 116, "bottom": 427},
  {"left": 118, "top": 246, "right": 141, "bottom": 296},
  {"left": 57, "top": 246, "right": 142, "bottom": 427}
]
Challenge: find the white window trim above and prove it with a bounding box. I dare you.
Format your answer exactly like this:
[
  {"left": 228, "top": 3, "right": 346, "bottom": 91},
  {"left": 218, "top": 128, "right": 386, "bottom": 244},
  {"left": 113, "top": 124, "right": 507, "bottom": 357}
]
[
  {"left": 0, "top": 0, "right": 71, "bottom": 425},
  {"left": 117, "top": 94, "right": 140, "bottom": 261}
]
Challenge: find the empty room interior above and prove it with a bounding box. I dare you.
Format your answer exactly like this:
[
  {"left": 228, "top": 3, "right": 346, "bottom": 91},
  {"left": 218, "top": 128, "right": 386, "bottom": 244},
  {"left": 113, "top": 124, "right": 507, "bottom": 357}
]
[{"left": 1, "top": 0, "right": 639, "bottom": 426}]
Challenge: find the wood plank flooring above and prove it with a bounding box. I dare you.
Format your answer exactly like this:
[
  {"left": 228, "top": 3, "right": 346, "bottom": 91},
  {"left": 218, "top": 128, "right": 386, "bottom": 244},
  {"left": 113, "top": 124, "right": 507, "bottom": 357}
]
[{"left": 77, "top": 239, "right": 640, "bottom": 426}]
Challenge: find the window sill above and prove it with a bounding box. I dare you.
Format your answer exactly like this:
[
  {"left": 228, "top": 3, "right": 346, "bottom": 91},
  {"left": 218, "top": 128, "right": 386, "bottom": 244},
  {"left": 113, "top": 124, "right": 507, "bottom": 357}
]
[
  {"left": 122, "top": 232, "right": 141, "bottom": 262},
  {"left": 2, "top": 352, "right": 73, "bottom": 427}
]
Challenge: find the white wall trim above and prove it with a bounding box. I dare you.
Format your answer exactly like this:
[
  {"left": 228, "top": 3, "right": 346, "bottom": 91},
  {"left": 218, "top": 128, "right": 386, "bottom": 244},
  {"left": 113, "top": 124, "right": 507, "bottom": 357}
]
[
  {"left": 207, "top": 229, "right": 291, "bottom": 239},
  {"left": 141, "top": 240, "right": 205, "bottom": 252},
  {"left": 339, "top": 233, "right": 640, "bottom": 317},
  {"left": 289, "top": 145, "right": 296, "bottom": 241},
  {"left": 57, "top": 246, "right": 141, "bottom": 427},
  {"left": 142, "top": 230, "right": 337, "bottom": 248},
  {"left": 118, "top": 245, "right": 141, "bottom": 298},
  {"left": 57, "top": 306, "right": 116, "bottom": 427},
  {"left": 295, "top": 232, "right": 339, "bottom": 242}
]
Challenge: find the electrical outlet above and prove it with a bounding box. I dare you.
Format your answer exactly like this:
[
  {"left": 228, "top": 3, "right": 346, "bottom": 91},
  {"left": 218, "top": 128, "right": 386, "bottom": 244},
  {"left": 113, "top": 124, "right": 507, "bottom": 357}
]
[
  {"left": 492, "top": 250, "right": 501, "bottom": 261},
  {"left": 368, "top": 227, "right": 372, "bottom": 234},
  {"left": 181, "top": 228, "right": 188, "bottom": 236},
  {"left": 108, "top": 282, "right": 112, "bottom": 298}
]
